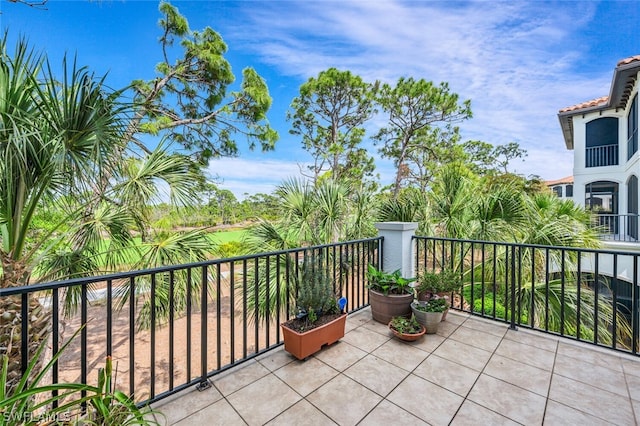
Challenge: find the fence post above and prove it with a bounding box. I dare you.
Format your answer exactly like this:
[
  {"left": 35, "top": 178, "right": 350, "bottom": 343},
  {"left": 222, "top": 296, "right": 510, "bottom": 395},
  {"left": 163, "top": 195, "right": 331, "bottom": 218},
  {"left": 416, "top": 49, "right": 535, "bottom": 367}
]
[
  {"left": 374, "top": 222, "right": 419, "bottom": 279},
  {"left": 510, "top": 245, "right": 518, "bottom": 330}
]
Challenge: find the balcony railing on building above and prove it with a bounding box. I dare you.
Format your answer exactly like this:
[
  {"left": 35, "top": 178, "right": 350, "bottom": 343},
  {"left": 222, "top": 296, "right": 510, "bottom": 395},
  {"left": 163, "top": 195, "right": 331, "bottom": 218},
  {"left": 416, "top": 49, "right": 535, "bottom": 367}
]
[
  {"left": 3, "top": 228, "right": 640, "bottom": 409},
  {"left": 586, "top": 143, "right": 618, "bottom": 167},
  {"left": 593, "top": 213, "right": 639, "bottom": 242}
]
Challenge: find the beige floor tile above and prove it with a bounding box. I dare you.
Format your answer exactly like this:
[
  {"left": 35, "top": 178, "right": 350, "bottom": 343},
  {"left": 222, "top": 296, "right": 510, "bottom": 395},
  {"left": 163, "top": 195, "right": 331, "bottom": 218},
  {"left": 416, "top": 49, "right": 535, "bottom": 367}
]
[
  {"left": 504, "top": 328, "right": 558, "bottom": 352},
  {"left": 266, "top": 399, "right": 336, "bottom": 426},
  {"left": 359, "top": 400, "right": 427, "bottom": 425},
  {"left": 554, "top": 353, "right": 627, "bottom": 396},
  {"left": 435, "top": 319, "right": 459, "bottom": 337},
  {"left": 345, "top": 310, "right": 371, "bottom": 330},
  {"left": 450, "top": 400, "right": 519, "bottom": 426},
  {"left": 371, "top": 338, "right": 429, "bottom": 371},
  {"left": 226, "top": 374, "right": 301, "bottom": 426},
  {"left": 256, "top": 346, "right": 295, "bottom": 372},
  {"left": 413, "top": 354, "right": 480, "bottom": 397},
  {"left": 621, "top": 356, "right": 640, "bottom": 378},
  {"left": 443, "top": 311, "right": 469, "bottom": 325},
  {"left": 313, "top": 341, "right": 367, "bottom": 371},
  {"left": 495, "top": 337, "right": 556, "bottom": 371},
  {"left": 387, "top": 374, "right": 463, "bottom": 426},
  {"left": 343, "top": 354, "right": 409, "bottom": 396},
  {"left": 173, "top": 398, "right": 246, "bottom": 426},
  {"left": 460, "top": 317, "right": 508, "bottom": 337},
  {"left": 433, "top": 338, "right": 493, "bottom": 371},
  {"left": 557, "top": 340, "right": 624, "bottom": 372},
  {"left": 361, "top": 317, "right": 392, "bottom": 335},
  {"left": 307, "top": 374, "right": 382, "bottom": 426},
  {"left": 484, "top": 353, "right": 551, "bottom": 396},
  {"left": 212, "top": 360, "right": 271, "bottom": 396},
  {"left": 153, "top": 385, "right": 223, "bottom": 425},
  {"left": 341, "top": 325, "right": 391, "bottom": 353},
  {"left": 449, "top": 325, "right": 503, "bottom": 352},
  {"left": 626, "top": 371, "right": 640, "bottom": 401},
  {"left": 633, "top": 399, "right": 640, "bottom": 423},
  {"left": 543, "top": 400, "right": 612, "bottom": 426},
  {"left": 549, "top": 373, "right": 635, "bottom": 425},
  {"left": 274, "top": 357, "right": 338, "bottom": 396},
  {"left": 467, "top": 374, "right": 546, "bottom": 425},
  {"left": 411, "top": 332, "right": 446, "bottom": 353}
]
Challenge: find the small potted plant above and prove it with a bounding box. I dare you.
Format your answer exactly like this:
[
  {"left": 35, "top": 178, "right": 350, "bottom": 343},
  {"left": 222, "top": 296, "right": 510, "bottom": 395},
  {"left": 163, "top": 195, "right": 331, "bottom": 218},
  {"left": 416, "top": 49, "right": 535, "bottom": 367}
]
[
  {"left": 366, "top": 264, "right": 415, "bottom": 324},
  {"left": 411, "top": 298, "right": 448, "bottom": 334},
  {"left": 388, "top": 315, "right": 425, "bottom": 341},
  {"left": 281, "top": 254, "right": 347, "bottom": 360},
  {"left": 415, "top": 269, "right": 461, "bottom": 320}
]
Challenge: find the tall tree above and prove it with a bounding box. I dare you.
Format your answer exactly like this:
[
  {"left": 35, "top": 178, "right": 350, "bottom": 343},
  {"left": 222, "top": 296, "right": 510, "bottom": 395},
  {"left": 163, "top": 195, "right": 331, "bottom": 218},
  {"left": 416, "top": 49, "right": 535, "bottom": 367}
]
[
  {"left": 374, "top": 78, "right": 472, "bottom": 197},
  {"left": 129, "top": 1, "right": 278, "bottom": 164},
  {"left": 462, "top": 140, "right": 527, "bottom": 175},
  {"left": 287, "top": 68, "right": 377, "bottom": 187}
]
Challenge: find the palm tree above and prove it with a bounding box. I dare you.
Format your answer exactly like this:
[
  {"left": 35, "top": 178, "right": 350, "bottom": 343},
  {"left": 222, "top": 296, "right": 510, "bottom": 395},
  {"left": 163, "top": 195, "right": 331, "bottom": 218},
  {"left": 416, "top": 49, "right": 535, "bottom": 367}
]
[
  {"left": 239, "top": 178, "right": 376, "bottom": 324},
  {"left": 0, "top": 36, "right": 206, "bottom": 388}
]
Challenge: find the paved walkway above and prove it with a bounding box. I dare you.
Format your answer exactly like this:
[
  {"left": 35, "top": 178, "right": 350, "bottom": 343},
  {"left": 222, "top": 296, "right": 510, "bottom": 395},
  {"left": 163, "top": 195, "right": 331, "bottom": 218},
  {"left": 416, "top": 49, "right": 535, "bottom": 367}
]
[{"left": 153, "top": 308, "right": 640, "bottom": 425}]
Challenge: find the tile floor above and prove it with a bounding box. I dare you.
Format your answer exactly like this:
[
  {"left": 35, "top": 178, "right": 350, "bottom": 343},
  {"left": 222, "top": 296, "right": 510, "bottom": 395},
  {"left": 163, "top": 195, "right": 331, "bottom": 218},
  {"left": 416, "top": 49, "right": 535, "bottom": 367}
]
[{"left": 153, "top": 308, "right": 640, "bottom": 425}]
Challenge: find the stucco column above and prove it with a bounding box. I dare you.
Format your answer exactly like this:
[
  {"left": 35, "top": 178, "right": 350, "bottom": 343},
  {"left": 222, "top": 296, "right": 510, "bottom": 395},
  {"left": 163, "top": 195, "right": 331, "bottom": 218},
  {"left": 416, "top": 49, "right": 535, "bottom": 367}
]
[{"left": 374, "top": 222, "right": 419, "bottom": 279}]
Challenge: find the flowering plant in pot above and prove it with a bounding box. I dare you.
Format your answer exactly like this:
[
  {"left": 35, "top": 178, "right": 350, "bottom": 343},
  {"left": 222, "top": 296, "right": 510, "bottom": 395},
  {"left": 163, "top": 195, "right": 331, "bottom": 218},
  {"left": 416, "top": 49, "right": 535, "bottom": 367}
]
[
  {"left": 366, "top": 264, "right": 415, "bottom": 324},
  {"left": 281, "top": 254, "right": 347, "bottom": 360},
  {"left": 388, "top": 315, "right": 425, "bottom": 341}
]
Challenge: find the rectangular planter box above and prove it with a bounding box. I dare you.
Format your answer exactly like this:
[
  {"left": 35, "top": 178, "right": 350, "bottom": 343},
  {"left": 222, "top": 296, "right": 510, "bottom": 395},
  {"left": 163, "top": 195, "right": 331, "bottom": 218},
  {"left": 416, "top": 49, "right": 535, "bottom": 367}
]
[{"left": 281, "top": 313, "right": 347, "bottom": 360}]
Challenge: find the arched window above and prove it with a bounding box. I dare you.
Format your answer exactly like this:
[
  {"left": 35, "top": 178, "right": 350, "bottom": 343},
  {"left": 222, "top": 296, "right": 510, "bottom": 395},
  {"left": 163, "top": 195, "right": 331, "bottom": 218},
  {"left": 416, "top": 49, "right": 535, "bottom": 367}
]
[{"left": 586, "top": 117, "right": 619, "bottom": 167}]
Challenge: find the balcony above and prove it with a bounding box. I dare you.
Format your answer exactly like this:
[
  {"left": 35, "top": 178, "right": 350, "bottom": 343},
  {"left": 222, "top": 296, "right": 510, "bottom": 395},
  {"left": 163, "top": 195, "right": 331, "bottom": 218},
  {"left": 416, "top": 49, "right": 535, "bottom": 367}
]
[
  {"left": 594, "top": 213, "right": 639, "bottom": 242},
  {"left": 3, "top": 227, "right": 640, "bottom": 424},
  {"left": 153, "top": 307, "right": 640, "bottom": 425},
  {"left": 586, "top": 143, "right": 618, "bottom": 167}
]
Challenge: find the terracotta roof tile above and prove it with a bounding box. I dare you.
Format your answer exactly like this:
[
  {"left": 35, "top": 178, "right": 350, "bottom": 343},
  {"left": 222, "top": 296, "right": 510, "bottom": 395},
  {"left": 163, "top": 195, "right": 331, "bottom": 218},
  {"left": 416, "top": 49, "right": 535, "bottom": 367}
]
[
  {"left": 546, "top": 176, "right": 573, "bottom": 186},
  {"left": 558, "top": 96, "right": 608, "bottom": 113},
  {"left": 617, "top": 55, "right": 640, "bottom": 66}
]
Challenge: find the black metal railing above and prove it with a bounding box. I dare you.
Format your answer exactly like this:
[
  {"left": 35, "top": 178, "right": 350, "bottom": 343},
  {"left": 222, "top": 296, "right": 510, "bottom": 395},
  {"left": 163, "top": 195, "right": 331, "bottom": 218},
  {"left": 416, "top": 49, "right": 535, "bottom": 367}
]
[
  {"left": 593, "top": 214, "right": 639, "bottom": 242},
  {"left": 414, "top": 236, "right": 640, "bottom": 356},
  {"left": 0, "top": 237, "right": 382, "bottom": 406},
  {"left": 586, "top": 143, "right": 618, "bottom": 167}
]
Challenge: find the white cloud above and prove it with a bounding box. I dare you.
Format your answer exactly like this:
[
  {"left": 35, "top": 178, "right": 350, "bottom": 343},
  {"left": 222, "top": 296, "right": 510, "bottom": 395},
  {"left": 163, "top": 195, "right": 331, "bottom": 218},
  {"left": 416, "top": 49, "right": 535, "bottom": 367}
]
[
  {"left": 230, "top": 0, "right": 615, "bottom": 182},
  {"left": 207, "top": 158, "right": 309, "bottom": 199}
]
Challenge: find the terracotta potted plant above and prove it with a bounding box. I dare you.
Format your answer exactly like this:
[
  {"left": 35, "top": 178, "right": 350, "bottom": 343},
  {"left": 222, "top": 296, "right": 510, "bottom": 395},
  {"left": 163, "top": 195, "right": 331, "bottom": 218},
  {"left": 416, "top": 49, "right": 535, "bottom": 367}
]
[
  {"left": 281, "top": 254, "right": 347, "bottom": 360},
  {"left": 388, "top": 315, "right": 425, "bottom": 341},
  {"left": 411, "top": 298, "right": 447, "bottom": 334},
  {"left": 366, "top": 264, "right": 415, "bottom": 324},
  {"left": 415, "top": 269, "right": 461, "bottom": 320}
]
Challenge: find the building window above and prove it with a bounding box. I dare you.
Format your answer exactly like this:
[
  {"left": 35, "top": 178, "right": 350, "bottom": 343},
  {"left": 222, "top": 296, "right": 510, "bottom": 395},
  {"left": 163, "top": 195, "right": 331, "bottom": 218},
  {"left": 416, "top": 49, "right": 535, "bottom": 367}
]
[
  {"left": 566, "top": 184, "right": 573, "bottom": 197},
  {"left": 552, "top": 186, "right": 562, "bottom": 197},
  {"left": 628, "top": 94, "right": 638, "bottom": 160},
  {"left": 586, "top": 181, "right": 619, "bottom": 235},
  {"left": 628, "top": 175, "right": 638, "bottom": 240},
  {"left": 586, "top": 117, "right": 619, "bottom": 167}
]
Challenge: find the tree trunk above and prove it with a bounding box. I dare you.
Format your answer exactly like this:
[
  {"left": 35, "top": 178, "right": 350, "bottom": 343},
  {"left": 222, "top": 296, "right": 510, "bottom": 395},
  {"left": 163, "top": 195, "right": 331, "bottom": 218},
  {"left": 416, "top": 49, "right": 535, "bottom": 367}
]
[{"left": 0, "top": 256, "right": 51, "bottom": 394}]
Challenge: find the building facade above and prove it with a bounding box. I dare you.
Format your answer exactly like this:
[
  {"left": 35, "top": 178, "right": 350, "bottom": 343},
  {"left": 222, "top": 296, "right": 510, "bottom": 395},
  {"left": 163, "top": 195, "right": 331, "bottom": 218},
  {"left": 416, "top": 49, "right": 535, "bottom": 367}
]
[{"left": 558, "top": 55, "right": 639, "bottom": 241}]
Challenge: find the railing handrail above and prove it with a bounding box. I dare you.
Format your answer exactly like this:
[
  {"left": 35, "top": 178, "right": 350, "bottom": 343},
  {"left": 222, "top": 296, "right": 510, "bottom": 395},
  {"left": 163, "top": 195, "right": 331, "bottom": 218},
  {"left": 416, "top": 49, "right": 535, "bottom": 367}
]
[{"left": 0, "top": 236, "right": 383, "bottom": 296}]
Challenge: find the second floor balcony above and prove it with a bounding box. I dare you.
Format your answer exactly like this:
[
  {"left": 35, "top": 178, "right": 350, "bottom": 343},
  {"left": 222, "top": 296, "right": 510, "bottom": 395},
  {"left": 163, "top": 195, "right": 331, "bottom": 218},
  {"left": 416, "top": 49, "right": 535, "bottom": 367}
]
[{"left": 585, "top": 143, "right": 619, "bottom": 168}]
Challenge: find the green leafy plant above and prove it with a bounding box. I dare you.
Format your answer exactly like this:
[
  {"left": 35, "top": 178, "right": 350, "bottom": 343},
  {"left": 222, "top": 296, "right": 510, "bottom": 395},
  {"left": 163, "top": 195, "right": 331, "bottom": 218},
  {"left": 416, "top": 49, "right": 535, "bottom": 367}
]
[
  {"left": 413, "top": 298, "right": 448, "bottom": 313},
  {"left": 294, "top": 254, "right": 339, "bottom": 323},
  {"left": 389, "top": 315, "right": 423, "bottom": 334},
  {"left": 416, "top": 269, "right": 462, "bottom": 296},
  {"left": 366, "top": 264, "right": 415, "bottom": 295},
  {"left": 0, "top": 327, "right": 159, "bottom": 425}
]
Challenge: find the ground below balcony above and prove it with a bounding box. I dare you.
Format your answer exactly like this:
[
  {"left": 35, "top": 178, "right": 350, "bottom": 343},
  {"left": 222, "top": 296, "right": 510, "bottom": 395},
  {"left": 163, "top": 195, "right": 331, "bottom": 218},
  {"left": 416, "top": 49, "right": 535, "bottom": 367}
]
[{"left": 152, "top": 308, "right": 640, "bottom": 425}]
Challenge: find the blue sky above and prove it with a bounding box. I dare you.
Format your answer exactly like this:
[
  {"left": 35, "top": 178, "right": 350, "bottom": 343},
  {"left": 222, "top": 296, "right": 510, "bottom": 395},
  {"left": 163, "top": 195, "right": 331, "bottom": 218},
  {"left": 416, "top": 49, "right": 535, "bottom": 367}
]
[{"left": 1, "top": 0, "right": 638, "bottom": 199}]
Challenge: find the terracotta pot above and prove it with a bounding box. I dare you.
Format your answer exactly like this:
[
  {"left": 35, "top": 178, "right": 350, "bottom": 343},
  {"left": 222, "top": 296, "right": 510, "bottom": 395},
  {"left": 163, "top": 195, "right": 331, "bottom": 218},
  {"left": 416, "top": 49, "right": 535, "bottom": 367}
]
[
  {"left": 369, "top": 289, "right": 413, "bottom": 324},
  {"left": 389, "top": 323, "right": 426, "bottom": 341},
  {"left": 281, "top": 313, "right": 347, "bottom": 360}
]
